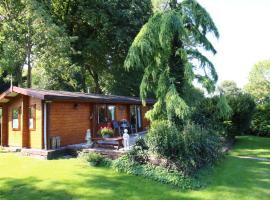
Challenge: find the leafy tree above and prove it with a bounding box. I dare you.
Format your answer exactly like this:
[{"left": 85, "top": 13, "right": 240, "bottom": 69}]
[
  {"left": 44, "top": 0, "right": 152, "bottom": 94},
  {"left": 125, "top": 0, "right": 224, "bottom": 123},
  {"left": 251, "top": 102, "right": 270, "bottom": 137},
  {"left": 0, "top": 0, "right": 72, "bottom": 88},
  {"left": 218, "top": 80, "right": 241, "bottom": 96},
  {"left": 245, "top": 59, "right": 270, "bottom": 102},
  {"left": 219, "top": 80, "right": 256, "bottom": 135}
]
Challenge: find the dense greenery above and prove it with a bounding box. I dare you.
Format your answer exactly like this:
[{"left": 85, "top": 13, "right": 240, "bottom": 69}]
[
  {"left": 146, "top": 121, "right": 222, "bottom": 175},
  {"left": 79, "top": 152, "right": 111, "bottom": 167},
  {"left": 125, "top": 0, "right": 221, "bottom": 122},
  {"left": 0, "top": 0, "right": 152, "bottom": 95},
  {"left": 113, "top": 155, "right": 200, "bottom": 190},
  {"left": 251, "top": 103, "right": 270, "bottom": 136},
  {"left": 245, "top": 59, "right": 270, "bottom": 102},
  {"left": 219, "top": 80, "right": 256, "bottom": 136},
  {"left": 245, "top": 60, "right": 270, "bottom": 137},
  {"left": 0, "top": 0, "right": 72, "bottom": 88}
]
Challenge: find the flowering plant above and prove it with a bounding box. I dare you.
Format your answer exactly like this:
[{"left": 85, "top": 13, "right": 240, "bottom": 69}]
[{"left": 98, "top": 126, "right": 114, "bottom": 137}]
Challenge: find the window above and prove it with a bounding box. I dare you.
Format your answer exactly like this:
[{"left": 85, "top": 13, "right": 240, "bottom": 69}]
[
  {"left": 108, "top": 105, "right": 116, "bottom": 121},
  {"left": 12, "top": 107, "right": 20, "bottom": 130},
  {"left": 98, "top": 105, "right": 107, "bottom": 124},
  {"left": 29, "top": 105, "right": 36, "bottom": 130},
  {"left": 97, "top": 105, "right": 116, "bottom": 124}
]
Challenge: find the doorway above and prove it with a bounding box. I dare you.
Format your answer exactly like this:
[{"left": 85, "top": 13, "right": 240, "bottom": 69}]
[{"left": 130, "top": 105, "right": 142, "bottom": 133}]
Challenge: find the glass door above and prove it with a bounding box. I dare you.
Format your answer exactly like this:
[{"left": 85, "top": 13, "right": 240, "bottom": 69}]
[{"left": 130, "top": 105, "right": 142, "bottom": 133}]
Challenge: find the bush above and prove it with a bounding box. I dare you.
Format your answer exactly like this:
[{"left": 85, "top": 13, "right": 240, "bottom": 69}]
[
  {"left": 112, "top": 155, "right": 201, "bottom": 190},
  {"left": 191, "top": 96, "right": 232, "bottom": 138},
  {"left": 146, "top": 120, "right": 222, "bottom": 175},
  {"left": 126, "top": 137, "right": 149, "bottom": 164},
  {"left": 251, "top": 103, "right": 270, "bottom": 136},
  {"left": 226, "top": 93, "right": 256, "bottom": 135},
  {"left": 79, "top": 152, "right": 111, "bottom": 167}
]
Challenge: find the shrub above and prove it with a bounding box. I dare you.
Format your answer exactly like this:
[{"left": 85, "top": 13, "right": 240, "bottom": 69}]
[
  {"left": 79, "top": 152, "right": 111, "bottom": 167},
  {"left": 127, "top": 137, "right": 149, "bottom": 164},
  {"left": 191, "top": 96, "right": 232, "bottom": 138},
  {"left": 112, "top": 155, "right": 201, "bottom": 190},
  {"left": 146, "top": 120, "right": 222, "bottom": 175},
  {"left": 251, "top": 103, "right": 270, "bottom": 136},
  {"left": 226, "top": 93, "right": 256, "bottom": 135}
]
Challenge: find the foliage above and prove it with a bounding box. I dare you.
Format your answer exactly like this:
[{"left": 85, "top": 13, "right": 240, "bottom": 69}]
[
  {"left": 245, "top": 59, "right": 270, "bottom": 102},
  {"left": 251, "top": 102, "right": 270, "bottom": 137},
  {"left": 126, "top": 137, "right": 149, "bottom": 164},
  {"left": 113, "top": 155, "right": 200, "bottom": 190},
  {"left": 191, "top": 95, "right": 232, "bottom": 138},
  {"left": 97, "top": 126, "right": 114, "bottom": 137},
  {"left": 0, "top": 0, "right": 152, "bottom": 95},
  {"left": 218, "top": 80, "right": 256, "bottom": 136},
  {"left": 0, "top": 0, "right": 72, "bottom": 88},
  {"left": 44, "top": 0, "right": 152, "bottom": 94},
  {"left": 125, "top": 0, "right": 219, "bottom": 123},
  {"left": 146, "top": 120, "right": 223, "bottom": 175},
  {"left": 79, "top": 152, "right": 111, "bottom": 167},
  {"left": 226, "top": 93, "right": 256, "bottom": 135},
  {"left": 218, "top": 80, "right": 242, "bottom": 96}
]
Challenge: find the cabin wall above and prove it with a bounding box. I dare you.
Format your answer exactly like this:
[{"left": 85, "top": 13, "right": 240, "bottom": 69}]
[
  {"left": 29, "top": 97, "right": 43, "bottom": 149},
  {"left": 48, "top": 102, "right": 91, "bottom": 147},
  {"left": 8, "top": 96, "right": 23, "bottom": 147},
  {"left": 7, "top": 96, "right": 43, "bottom": 148}
]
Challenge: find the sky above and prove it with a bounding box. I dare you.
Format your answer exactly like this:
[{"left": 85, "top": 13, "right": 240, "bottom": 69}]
[{"left": 197, "top": 0, "right": 270, "bottom": 88}]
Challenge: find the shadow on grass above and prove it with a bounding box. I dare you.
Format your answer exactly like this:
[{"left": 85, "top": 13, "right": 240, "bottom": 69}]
[
  {"left": 0, "top": 172, "right": 199, "bottom": 200},
  {"left": 0, "top": 177, "right": 74, "bottom": 200}
]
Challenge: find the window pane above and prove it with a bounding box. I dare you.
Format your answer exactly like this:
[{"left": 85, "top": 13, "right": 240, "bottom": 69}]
[
  {"left": 29, "top": 105, "right": 35, "bottom": 129},
  {"left": 108, "top": 106, "right": 116, "bottom": 121},
  {"left": 12, "top": 108, "right": 19, "bottom": 129},
  {"left": 98, "top": 105, "right": 107, "bottom": 124}
]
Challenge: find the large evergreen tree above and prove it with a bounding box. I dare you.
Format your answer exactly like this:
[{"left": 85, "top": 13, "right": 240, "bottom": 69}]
[{"left": 125, "top": 0, "right": 222, "bottom": 122}]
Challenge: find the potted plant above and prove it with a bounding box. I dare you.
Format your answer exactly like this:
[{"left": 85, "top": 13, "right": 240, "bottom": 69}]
[{"left": 98, "top": 126, "right": 114, "bottom": 138}]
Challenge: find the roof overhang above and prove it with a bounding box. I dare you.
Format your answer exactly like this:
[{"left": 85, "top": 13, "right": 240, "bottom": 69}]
[
  {"left": 0, "top": 87, "right": 45, "bottom": 104},
  {"left": 0, "top": 86, "right": 155, "bottom": 105}
]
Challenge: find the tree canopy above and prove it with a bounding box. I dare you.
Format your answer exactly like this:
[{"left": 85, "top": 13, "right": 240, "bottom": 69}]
[
  {"left": 0, "top": 0, "right": 72, "bottom": 88},
  {"left": 245, "top": 59, "right": 270, "bottom": 102},
  {"left": 0, "top": 0, "right": 152, "bottom": 95}
]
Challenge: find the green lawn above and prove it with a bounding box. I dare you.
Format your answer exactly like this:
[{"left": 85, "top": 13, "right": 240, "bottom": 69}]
[{"left": 0, "top": 136, "right": 269, "bottom": 200}]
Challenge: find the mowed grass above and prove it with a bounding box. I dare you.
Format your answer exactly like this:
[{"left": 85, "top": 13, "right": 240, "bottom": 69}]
[{"left": 0, "top": 136, "right": 269, "bottom": 200}]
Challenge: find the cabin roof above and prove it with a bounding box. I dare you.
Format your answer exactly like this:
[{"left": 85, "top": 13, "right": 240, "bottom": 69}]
[{"left": 0, "top": 87, "right": 155, "bottom": 105}]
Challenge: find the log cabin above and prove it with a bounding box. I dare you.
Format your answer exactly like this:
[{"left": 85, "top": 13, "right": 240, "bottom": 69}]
[{"left": 0, "top": 86, "right": 154, "bottom": 150}]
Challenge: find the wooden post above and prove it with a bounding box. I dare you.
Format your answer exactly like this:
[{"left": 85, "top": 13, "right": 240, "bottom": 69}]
[
  {"left": 22, "top": 95, "right": 30, "bottom": 148},
  {"left": 1, "top": 105, "right": 8, "bottom": 146}
]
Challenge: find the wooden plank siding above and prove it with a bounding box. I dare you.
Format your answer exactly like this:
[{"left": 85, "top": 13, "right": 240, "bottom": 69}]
[
  {"left": 8, "top": 95, "right": 23, "bottom": 147},
  {"left": 48, "top": 102, "right": 92, "bottom": 147},
  {"left": 29, "top": 97, "right": 43, "bottom": 149}
]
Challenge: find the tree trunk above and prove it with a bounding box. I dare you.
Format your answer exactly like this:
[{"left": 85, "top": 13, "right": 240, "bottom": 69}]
[
  {"left": 27, "top": 51, "right": 31, "bottom": 88},
  {"left": 26, "top": 19, "right": 32, "bottom": 88},
  {"left": 92, "top": 72, "right": 102, "bottom": 94}
]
